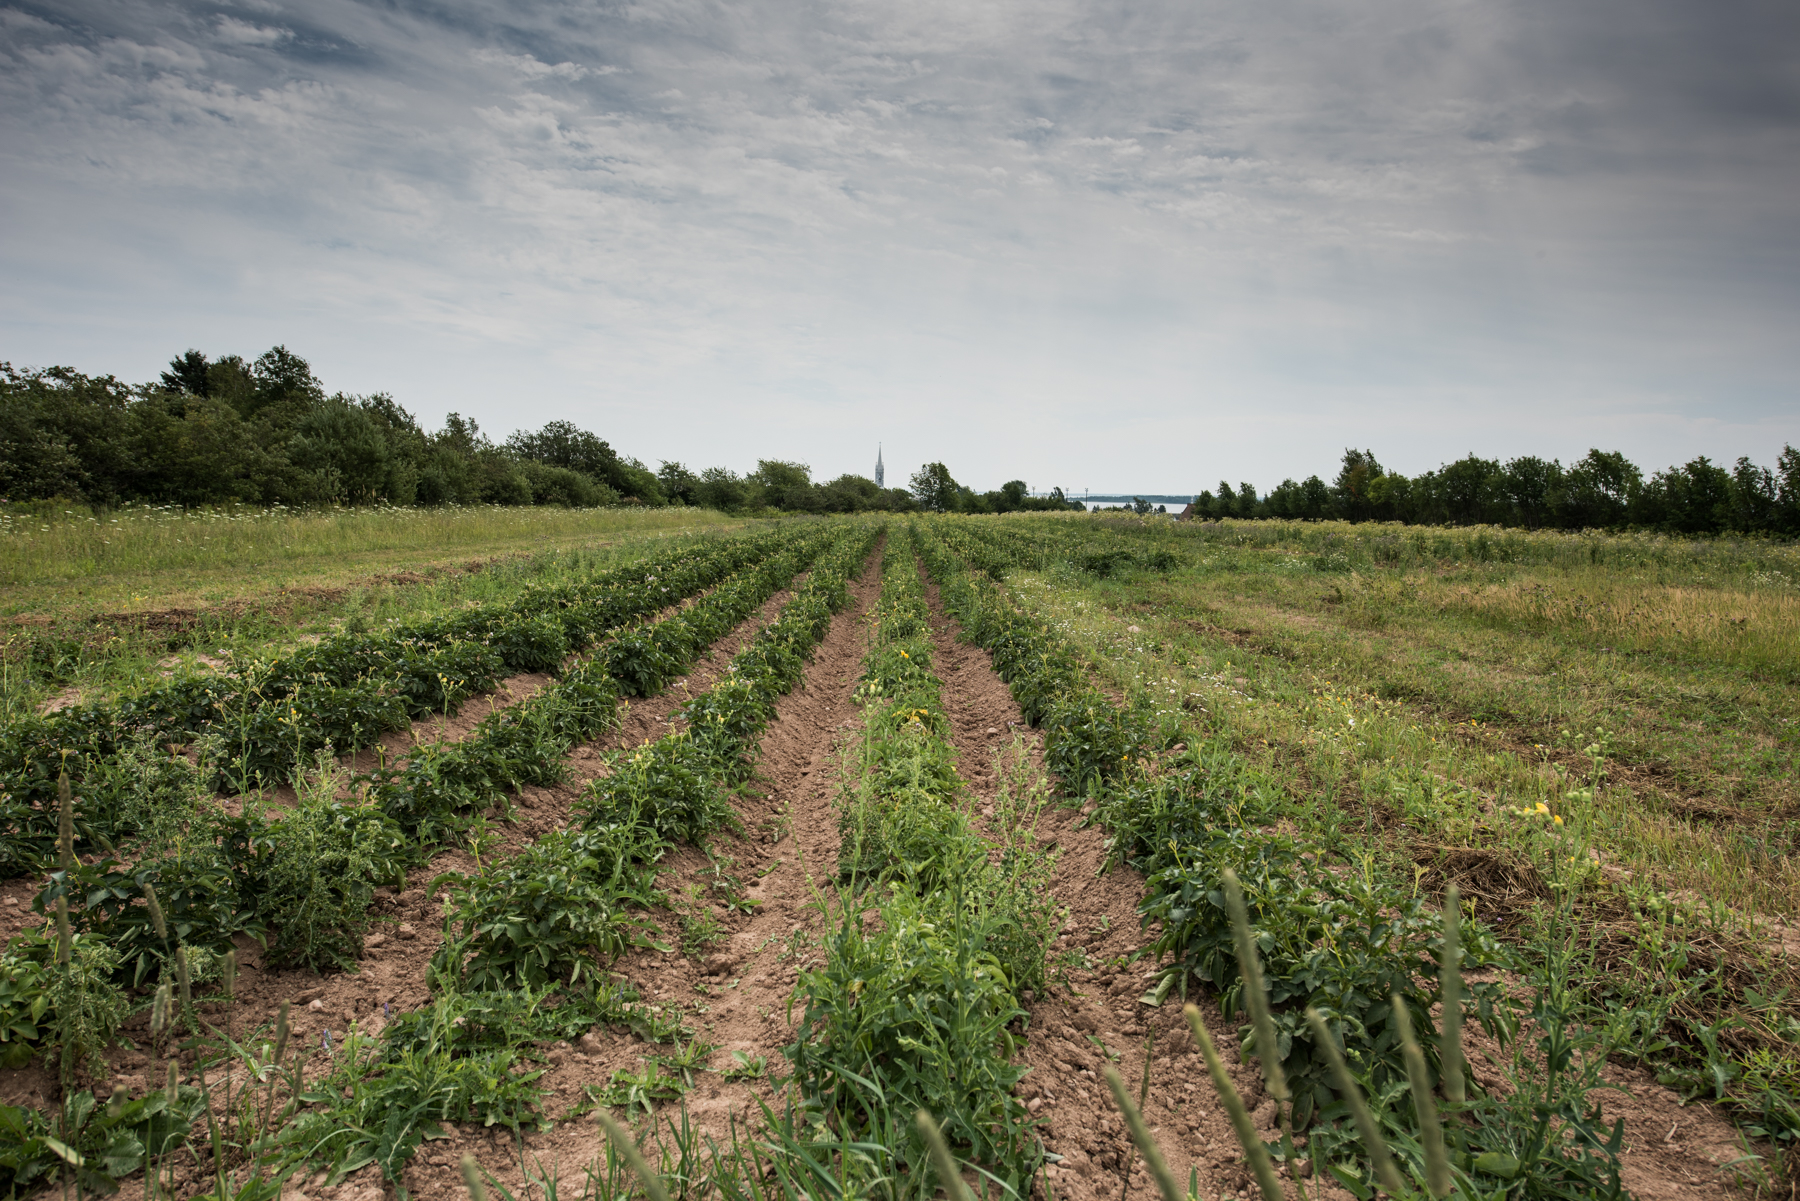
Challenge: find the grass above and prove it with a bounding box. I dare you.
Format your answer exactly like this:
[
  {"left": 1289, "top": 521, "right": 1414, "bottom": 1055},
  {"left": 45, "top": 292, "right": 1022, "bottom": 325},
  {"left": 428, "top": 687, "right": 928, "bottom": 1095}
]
[
  {"left": 0, "top": 504, "right": 756, "bottom": 720},
  {"left": 989, "top": 525, "right": 1800, "bottom": 923},
  {"left": 0, "top": 501, "right": 743, "bottom": 616}
]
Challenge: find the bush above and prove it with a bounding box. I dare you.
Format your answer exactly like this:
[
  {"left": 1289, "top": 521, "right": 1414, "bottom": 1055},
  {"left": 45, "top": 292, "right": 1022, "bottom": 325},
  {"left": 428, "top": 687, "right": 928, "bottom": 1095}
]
[
  {"left": 432, "top": 825, "right": 661, "bottom": 991},
  {"left": 788, "top": 883, "right": 1040, "bottom": 1195},
  {"left": 252, "top": 794, "right": 407, "bottom": 972}
]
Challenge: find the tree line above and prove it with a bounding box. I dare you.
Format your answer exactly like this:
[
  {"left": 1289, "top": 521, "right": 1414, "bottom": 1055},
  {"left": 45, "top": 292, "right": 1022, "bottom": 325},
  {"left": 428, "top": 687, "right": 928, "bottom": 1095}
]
[
  {"left": 1190, "top": 446, "right": 1800, "bottom": 537},
  {"left": 0, "top": 347, "right": 918, "bottom": 514}
]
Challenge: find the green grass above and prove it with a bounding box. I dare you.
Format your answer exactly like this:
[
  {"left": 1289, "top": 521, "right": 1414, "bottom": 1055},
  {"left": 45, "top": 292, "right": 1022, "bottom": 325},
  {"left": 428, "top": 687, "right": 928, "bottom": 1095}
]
[
  {"left": 0, "top": 504, "right": 756, "bottom": 721},
  {"left": 0, "top": 501, "right": 742, "bottom": 615},
  {"left": 978, "top": 516, "right": 1800, "bottom": 922}
]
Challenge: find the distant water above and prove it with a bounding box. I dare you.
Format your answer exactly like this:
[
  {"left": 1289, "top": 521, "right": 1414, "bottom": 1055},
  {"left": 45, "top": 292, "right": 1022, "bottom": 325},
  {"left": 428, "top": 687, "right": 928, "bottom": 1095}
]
[{"left": 1051, "top": 494, "right": 1195, "bottom": 507}]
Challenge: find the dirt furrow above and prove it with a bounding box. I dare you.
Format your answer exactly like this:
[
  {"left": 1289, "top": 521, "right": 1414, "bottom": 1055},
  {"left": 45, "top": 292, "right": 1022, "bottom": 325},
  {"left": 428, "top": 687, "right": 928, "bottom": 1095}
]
[
  {"left": 0, "top": 573, "right": 813, "bottom": 1193},
  {"left": 930, "top": 566, "right": 1751, "bottom": 1201},
  {"left": 919, "top": 577, "right": 1292, "bottom": 1200},
  {"left": 387, "top": 548, "right": 886, "bottom": 1200}
]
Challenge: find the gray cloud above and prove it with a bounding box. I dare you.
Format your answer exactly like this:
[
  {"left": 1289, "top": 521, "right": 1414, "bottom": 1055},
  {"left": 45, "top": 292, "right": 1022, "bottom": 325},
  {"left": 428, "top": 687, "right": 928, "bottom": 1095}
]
[{"left": 2, "top": 0, "right": 1796, "bottom": 490}]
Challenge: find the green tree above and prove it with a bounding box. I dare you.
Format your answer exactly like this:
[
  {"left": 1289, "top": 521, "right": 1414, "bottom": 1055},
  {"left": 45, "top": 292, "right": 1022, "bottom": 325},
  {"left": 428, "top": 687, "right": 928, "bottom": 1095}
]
[
  {"left": 1333, "top": 449, "right": 1384, "bottom": 521},
  {"left": 1498, "top": 456, "right": 1563, "bottom": 529},
  {"left": 749, "top": 460, "right": 815, "bottom": 510},
  {"left": 694, "top": 466, "right": 749, "bottom": 512},
  {"left": 1560, "top": 449, "right": 1639, "bottom": 528},
  {"left": 507, "top": 420, "right": 620, "bottom": 482},
  {"left": 657, "top": 461, "right": 699, "bottom": 505},
  {"left": 159, "top": 350, "right": 212, "bottom": 397},
  {"left": 909, "top": 462, "right": 959, "bottom": 513},
  {"left": 287, "top": 398, "right": 394, "bottom": 504}
]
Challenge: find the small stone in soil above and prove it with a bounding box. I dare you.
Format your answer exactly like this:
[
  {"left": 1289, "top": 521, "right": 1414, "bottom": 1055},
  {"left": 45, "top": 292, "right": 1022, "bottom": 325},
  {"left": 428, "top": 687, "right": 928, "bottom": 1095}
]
[{"left": 397, "top": 923, "right": 417, "bottom": 940}]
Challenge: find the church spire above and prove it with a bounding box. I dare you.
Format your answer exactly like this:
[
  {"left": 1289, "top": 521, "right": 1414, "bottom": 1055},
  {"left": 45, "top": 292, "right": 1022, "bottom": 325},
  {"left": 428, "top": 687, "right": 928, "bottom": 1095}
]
[{"left": 875, "top": 444, "right": 884, "bottom": 488}]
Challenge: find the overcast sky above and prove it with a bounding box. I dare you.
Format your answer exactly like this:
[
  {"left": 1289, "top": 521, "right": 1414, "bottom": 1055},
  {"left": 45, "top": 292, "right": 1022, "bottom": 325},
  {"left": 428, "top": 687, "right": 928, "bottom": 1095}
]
[{"left": 3, "top": 0, "right": 1797, "bottom": 493}]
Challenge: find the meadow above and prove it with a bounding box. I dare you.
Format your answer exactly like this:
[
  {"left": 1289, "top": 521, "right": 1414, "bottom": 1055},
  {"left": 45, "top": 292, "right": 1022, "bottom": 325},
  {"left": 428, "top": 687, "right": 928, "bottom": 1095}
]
[{"left": 0, "top": 508, "right": 1793, "bottom": 1201}]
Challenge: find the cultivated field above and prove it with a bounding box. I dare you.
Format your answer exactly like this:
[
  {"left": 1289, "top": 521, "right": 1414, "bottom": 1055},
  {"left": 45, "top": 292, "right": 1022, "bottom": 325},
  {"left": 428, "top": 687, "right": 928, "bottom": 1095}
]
[{"left": 1, "top": 511, "right": 1796, "bottom": 1201}]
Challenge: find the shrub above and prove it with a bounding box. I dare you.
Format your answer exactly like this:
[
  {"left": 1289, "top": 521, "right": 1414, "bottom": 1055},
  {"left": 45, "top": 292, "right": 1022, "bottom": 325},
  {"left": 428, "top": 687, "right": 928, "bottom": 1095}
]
[
  {"left": 432, "top": 825, "right": 661, "bottom": 991},
  {"left": 252, "top": 795, "right": 407, "bottom": 973},
  {"left": 787, "top": 883, "right": 1041, "bottom": 1195}
]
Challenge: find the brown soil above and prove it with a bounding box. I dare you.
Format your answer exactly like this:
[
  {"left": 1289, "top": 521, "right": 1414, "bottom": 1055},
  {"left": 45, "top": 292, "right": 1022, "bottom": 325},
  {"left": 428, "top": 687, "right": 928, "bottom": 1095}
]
[{"left": 1, "top": 543, "right": 1762, "bottom": 1201}]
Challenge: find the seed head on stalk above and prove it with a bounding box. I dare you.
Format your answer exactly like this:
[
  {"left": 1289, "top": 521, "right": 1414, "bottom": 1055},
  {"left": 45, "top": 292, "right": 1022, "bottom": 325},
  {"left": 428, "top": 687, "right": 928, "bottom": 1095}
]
[
  {"left": 1184, "top": 1004, "right": 1284, "bottom": 1201},
  {"left": 460, "top": 1155, "right": 488, "bottom": 1201},
  {"left": 1304, "top": 1007, "right": 1407, "bottom": 1197},
  {"left": 54, "top": 896, "right": 72, "bottom": 965},
  {"left": 176, "top": 946, "right": 193, "bottom": 1025},
  {"left": 56, "top": 771, "right": 75, "bottom": 873},
  {"left": 596, "top": 1110, "right": 673, "bottom": 1201},
  {"left": 1221, "top": 868, "right": 1288, "bottom": 1107},
  {"left": 1394, "top": 995, "right": 1452, "bottom": 1197},
  {"left": 915, "top": 1110, "right": 974, "bottom": 1201},
  {"left": 142, "top": 882, "right": 168, "bottom": 941},
  {"left": 150, "top": 982, "right": 172, "bottom": 1042},
  {"left": 1102, "top": 1065, "right": 1183, "bottom": 1201},
  {"left": 1440, "top": 885, "right": 1466, "bottom": 1105}
]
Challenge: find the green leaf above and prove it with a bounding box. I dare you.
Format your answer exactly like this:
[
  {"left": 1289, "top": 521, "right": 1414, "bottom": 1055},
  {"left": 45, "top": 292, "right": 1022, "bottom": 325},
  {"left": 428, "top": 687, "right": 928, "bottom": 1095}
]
[{"left": 1473, "top": 1151, "right": 1521, "bottom": 1178}]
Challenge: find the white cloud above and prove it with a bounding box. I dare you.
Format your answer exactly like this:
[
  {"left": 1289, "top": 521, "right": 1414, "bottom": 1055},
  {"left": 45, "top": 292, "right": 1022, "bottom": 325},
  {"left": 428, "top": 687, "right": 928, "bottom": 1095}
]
[
  {"left": 0, "top": 0, "right": 1797, "bottom": 489},
  {"left": 213, "top": 16, "right": 289, "bottom": 46}
]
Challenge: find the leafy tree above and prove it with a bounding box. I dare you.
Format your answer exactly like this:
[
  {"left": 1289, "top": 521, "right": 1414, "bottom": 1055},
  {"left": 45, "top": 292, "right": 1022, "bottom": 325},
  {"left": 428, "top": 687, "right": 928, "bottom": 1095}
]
[
  {"left": 1498, "top": 456, "right": 1563, "bottom": 529},
  {"left": 160, "top": 350, "right": 212, "bottom": 397},
  {"left": 0, "top": 364, "right": 136, "bottom": 503},
  {"left": 1729, "top": 457, "right": 1779, "bottom": 533},
  {"left": 1640, "top": 456, "right": 1733, "bottom": 534},
  {"left": 1436, "top": 454, "right": 1501, "bottom": 525},
  {"left": 910, "top": 462, "right": 960, "bottom": 513},
  {"left": 694, "top": 466, "right": 749, "bottom": 512},
  {"left": 749, "top": 460, "right": 815, "bottom": 510},
  {"left": 507, "top": 420, "right": 620, "bottom": 482},
  {"left": 657, "top": 461, "right": 699, "bottom": 505},
  {"left": 1333, "top": 449, "right": 1384, "bottom": 520},
  {"left": 1561, "top": 449, "right": 1639, "bottom": 528},
  {"left": 288, "top": 398, "right": 394, "bottom": 504},
  {"left": 1776, "top": 445, "right": 1800, "bottom": 535}
]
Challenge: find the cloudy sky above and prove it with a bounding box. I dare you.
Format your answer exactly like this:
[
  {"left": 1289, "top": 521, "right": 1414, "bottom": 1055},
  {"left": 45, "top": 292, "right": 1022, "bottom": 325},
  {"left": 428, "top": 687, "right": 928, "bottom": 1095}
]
[{"left": 3, "top": 0, "right": 1797, "bottom": 493}]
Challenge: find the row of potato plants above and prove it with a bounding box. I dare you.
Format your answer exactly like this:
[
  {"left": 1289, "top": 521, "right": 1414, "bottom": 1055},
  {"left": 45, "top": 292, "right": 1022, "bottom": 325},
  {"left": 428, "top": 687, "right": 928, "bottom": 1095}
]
[
  {"left": 915, "top": 517, "right": 1633, "bottom": 1200},
  {"left": 269, "top": 522, "right": 882, "bottom": 1190},
  {"left": 0, "top": 523, "right": 815, "bottom": 876},
  {"left": 11, "top": 523, "right": 837, "bottom": 1026},
  {"left": 979, "top": 518, "right": 1800, "bottom": 1159},
  {"left": 771, "top": 522, "right": 1059, "bottom": 1198},
  {"left": 0, "top": 528, "right": 848, "bottom": 1197}
]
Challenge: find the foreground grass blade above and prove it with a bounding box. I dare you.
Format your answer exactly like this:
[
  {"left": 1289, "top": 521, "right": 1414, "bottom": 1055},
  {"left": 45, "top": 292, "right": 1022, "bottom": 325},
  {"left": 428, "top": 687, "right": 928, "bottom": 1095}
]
[
  {"left": 1393, "top": 996, "right": 1451, "bottom": 1198},
  {"left": 1304, "top": 1007, "right": 1406, "bottom": 1197},
  {"left": 460, "top": 1154, "right": 488, "bottom": 1201},
  {"left": 1221, "top": 869, "right": 1290, "bottom": 1107},
  {"left": 915, "top": 1110, "right": 975, "bottom": 1201},
  {"left": 1439, "top": 885, "right": 1465, "bottom": 1106},
  {"left": 1103, "top": 1065, "right": 1183, "bottom": 1201},
  {"left": 1184, "top": 1004, "right": 1284, "bottom": 1201},
  {"left": 598, "top": 1110, "right": 675, "bottom": 1201}
]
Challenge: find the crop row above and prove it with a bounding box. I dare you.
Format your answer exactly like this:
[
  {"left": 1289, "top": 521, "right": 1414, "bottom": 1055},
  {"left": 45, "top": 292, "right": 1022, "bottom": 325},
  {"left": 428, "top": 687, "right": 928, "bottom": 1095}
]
[
  {"left": 915, "top": 517, "right": 1632, "bottom": 1198},
  {"left": 0, "top": 523, "right": 815, "bottom": 876},
  {"left": 0, "top": 524, "right": 841, "bottom": 1138},
  {"left": 778, "top": 522, "right": 1060, "bottom": 1197},
  {"left": 275, "top": 521, "right": 881, "bottom": 1187},
  {"left": 0, "top": 524, "right": 864, "bottom": 1197}
]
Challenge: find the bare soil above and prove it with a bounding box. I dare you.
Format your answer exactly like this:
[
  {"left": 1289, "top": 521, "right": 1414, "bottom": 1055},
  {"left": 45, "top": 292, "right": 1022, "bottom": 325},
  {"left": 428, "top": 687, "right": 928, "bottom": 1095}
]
[{"left": 1, "top": 544, "right": 1761, "bottom": 1201}]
